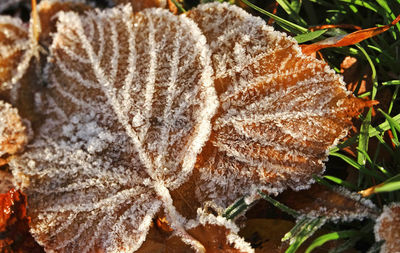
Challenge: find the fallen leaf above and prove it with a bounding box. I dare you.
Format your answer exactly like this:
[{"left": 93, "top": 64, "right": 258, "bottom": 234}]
[
  {"left": 301, "top": 14, "right": 400, "bottom": 55},
  {"left": 10, "top": 5, "right": 218, "bottom": 252},
  {"left": 277, "top": 185, "right": 378, "bottom": 221},
  {"left": 374, "top": 203, "right": 400, "bottom": 253},
  {"left": 37, "top": 0, "right": 91, "bottom": 47},
  {"left": 186, "top": 2, "right": 369, "bottom": 209}
]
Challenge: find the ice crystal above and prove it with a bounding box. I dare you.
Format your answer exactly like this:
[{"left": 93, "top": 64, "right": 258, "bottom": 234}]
[
  {"left": 374, "top": 203, "right": 400, "bottom": 253},
  {"left": 187, "top": 2, "right": 365, "bottom": 207},
  {"left": 10, "top": 5, "right": 217, "bottom": 252}
]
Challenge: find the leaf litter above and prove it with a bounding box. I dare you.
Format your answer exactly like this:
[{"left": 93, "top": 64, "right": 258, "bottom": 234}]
[{"left": 0, "top": 0, "right": 385, "bottom": 252}]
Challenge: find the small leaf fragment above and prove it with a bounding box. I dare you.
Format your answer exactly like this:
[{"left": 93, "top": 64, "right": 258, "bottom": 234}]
[
  {"left": 301, "top": 14, "right": 400, "bottom": 55},
  {"left": 0, "top": 101, "right": 28, "bottom": 166},
  {"left": 166, "top": 208, "right": 254, "bottom": 253},
  {"left": 374, "top": 203, "right": 400, "bottom": 253},
  {"left": 277, "top": 185, "right": 378, "bottom": 221}
]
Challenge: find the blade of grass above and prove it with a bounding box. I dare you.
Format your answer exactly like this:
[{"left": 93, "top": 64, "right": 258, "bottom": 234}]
[
  {"left": 323, "top": 175, "right": 358, "bottom": 190},
  {"left": 379, "top": 110, "right": 400, "bottom": 133},
  {"left": 276, "top": 0, "right": 308, "bottom": 26},
  {"left": 369, "top": 114, "right": 400, "bottom": 137},
  {"left": 258, "top": 191, "right": 299, "bottom": 217},
  {"left": 169, "top": 0, "right": 186, "bottom": 12},
  {"left": 240, "top": 0, "right": 308, "bottom": 34},
  {"left": 330, "top": 152, "right": 384, "bottom": 180},
  {"left": 305, "top": 230, "right": 358, "bottom": 253},
  {"left": 374, "top": 181, "right": 400, "bottom": 193},
  {"left": 382, "top": 80, "right": 400, "bottom": 85},
  {"left": 223, "top": 197, "right": 249, "bottom": 219},
  {"left": 285, "top": 217, "right": 327, "bottom": 253},
  {"left": 294, "top": 29, "right": 327, "bottom": 43}
]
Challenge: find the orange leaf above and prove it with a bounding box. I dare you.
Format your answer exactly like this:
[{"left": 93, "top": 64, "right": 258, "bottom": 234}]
[
  {"left": 0, "top": 189, "right": 44, "bottom": 253},
  {"left": 302, "top": 14, "right": 400, "bottom": 55}
]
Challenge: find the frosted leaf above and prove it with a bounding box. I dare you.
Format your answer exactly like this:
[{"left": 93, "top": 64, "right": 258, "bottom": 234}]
[
  {"left": 113, "top": 0, "right": 168, "bottom": 11},
  {"left": 187, "top": 2, "right": 366, "bottom": 207},
  {"left": 0, "top": 170, "right": 14, "bottom": 193},
  {"left": 0, "top": 15, "right": 31, "bottom": 91},
  {"left": 10, "top": 5, "right": 217, "bottom": 252},
  {"left": 278, "top": 185, "right": 378, "bottom": 222},
  {"left": 374, "top": 203, "right": 400, "bottom": 253},
  {"left": 167, "top": 207, "right": 254, "bottom": 252},
  {"left": 0, "top": 101, "right": 28, "bottom": 164},
  {"left": 37, "top": 0, "right": 92, "bottom": 48}
]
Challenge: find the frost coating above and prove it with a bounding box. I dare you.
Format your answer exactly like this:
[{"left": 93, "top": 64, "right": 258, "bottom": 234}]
[
  {"left": 0, "top": 101, "right": 28, "bottom": 159},
  {"left": 374, "top": 203, "right": 400, "bottom": 253},
  {"left": 188, "top": 2, "right": 364, "bottom": 207},
  {"left": 0, "top": 16, "right": 30, "bottom": 91},
  {"left": 10, "top": 5, "right": 217, "bottom": 252}
]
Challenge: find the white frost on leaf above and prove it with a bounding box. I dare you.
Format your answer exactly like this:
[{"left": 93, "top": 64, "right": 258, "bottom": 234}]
[
  {"left": 0, "top": 100, "right": 28, "bottom": 158},
  {"left": 10, "top": 5, "right": 217, "bottom": 252},
  {"left": 184, "top": 208, "right": 254, "bottom": 253},
  {"left": 374, "top": 202, "right": 400, "bottom": 253},
  {"left": 188, "top": 2, "right": 363, "bottom": 208}
]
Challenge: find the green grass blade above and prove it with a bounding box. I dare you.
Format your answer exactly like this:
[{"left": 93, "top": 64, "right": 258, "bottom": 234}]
[
  {"left": 305, "top": 230, "right": 358, "bottom": 253},
  {"left": 330, "top": 152, "right": 361, "bottom": 170},
  {"left": 240, "top": 0, "right": 308, "bottom": 34},
  {"left": 323, "top": 175, "right": 358, "bottom": 190},
  {"left": 223, "top": 197, "right": 249, "bottom": 219},
  {"left": 258, "top": 191, "right": 299, "bottom": 217},
  {"left": 369, "top": 114, "right": 400, "bottom": 137},
  {"left": 382, "top": 80, "right": 400, "bottom": 85},
  {"left": 379, "top": 110, "right": 400, "bottom": 133},
  {"left": 294, "top": 29, "right": 327, "bottom": 43},
  {"left": 169, "top": 0, "right": 186, "bottom": 12},
  {"left": 285, "top": 217, "right": 327, "bottom": 253},
  {"left": 374, "top": 181, "right": 400, "bottom": 193},
  {"left": 276, "top": 0, "right": 308, "bottom": 26}
]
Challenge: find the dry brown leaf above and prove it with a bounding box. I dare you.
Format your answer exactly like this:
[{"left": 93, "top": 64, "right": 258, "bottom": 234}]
[
  {"left": 277, "top": 185, "right": 378, "bottom": 221},
  {"left": 301, "top": 14, "right": 400, "bottom": 55},
  {"left": 374, "top": 203, "right": 400, "bottom": 253},
  {"left": 186, "top": 2, "right": 369, "bottom": 209}
]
